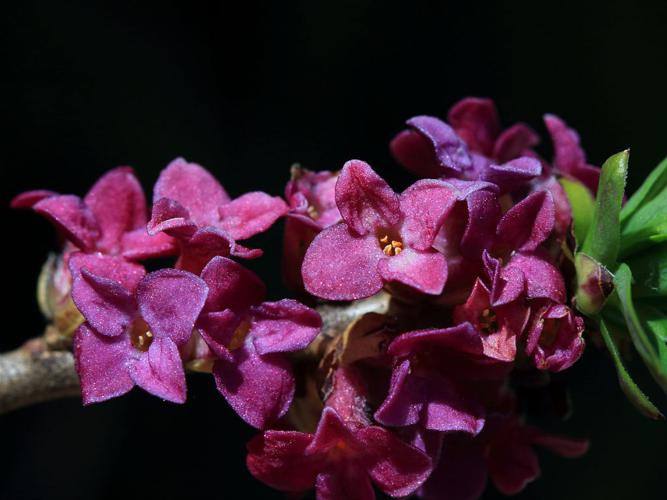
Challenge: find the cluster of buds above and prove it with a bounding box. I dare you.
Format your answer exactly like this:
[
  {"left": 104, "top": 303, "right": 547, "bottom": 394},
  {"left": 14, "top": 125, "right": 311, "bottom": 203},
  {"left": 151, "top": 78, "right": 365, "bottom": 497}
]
[{"left": 14, "top": 98, "right": 596, "bottom": 499}]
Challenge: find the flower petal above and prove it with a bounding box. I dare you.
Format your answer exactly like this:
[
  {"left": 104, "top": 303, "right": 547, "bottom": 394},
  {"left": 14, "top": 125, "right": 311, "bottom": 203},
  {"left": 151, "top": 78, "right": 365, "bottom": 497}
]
[
  {"left": 302, "top": 223, "right": 383, "bottom": 301},
  {"left": 68, "top": 252, "right": 146, "bottom": 291},
  {"left": 71, "top": 269, "right": 136, "bottom": 338},
  {"left": 73, "top": 323, "right": 134, "bottom": 404},
  {"left": 128, "top": 337, "right": 187, "bottom": 403},
  {"left": 378, "top": 248, "right": 447, "bottom": 295},
  {"left": 10, "top": 190, "right": 57, "bottom": 208},
  {"left": 316, "top": 469, "right": 375, "bottom": 500},
  {"left": 374, "top": 359, "right": 423, "bottom": 427},
  {"left": 246, "top": 431, "right": 319, "bottom": 493},
  {"left": 421, "top": 376, "right": 485, "bottom": 434},
  {"left": 399, "top": 179, "right": 457, "bottom": 250},
  {"left": 137, "top": 269, "right": 208, "bottom": 345},
  {"left": 120, "top": 229, "right": 179, "bottom": 260},
  {"left": 389, "top": 129, "right": 442, "bottom": 178},
  {"left": 497, "top": 191, "right": 555, "bottom": 252},
  {"left": 447, "top": 97, "right": 500, "bottom": 156},
  {"left": 214, "top": 342, "right": 294, "bottom": 429},
  {"left": 480, "top": 157, "right": 542, "bottom": 192},
  {"left": 335, "top": 160, "right": 400, "bottom": 235},
  {"left": 200, "top": 256, "right": 266, "bottom": 312},
  {"left": 493, "top": 123, "right": 540, "bottom": 163},
  {"left": 147, "top": 197, "right": 197, "bottom": 239},
  {"left": 83, "top": 167, "right": 148, "bottom": 253},
  {"left": 250, "top": 299, "right": 321, "bottom": 355},
  {"left": 33, "top": 195, "right": 100, "bottom": 251},
  {"left": 387, "top": 323, "right": 483, "bottom": 358},
  {"left": 406, "top": 116, "right": 473, "bottom": 174},
  {"left": 219, "top": 192, "right": 288, "bottom": 240},
  {"left": 153, "top": 158, "right": 230, "bottom": 225},
  {"left": 460, "top": 189, "right": 502, "bottom": 258},
  {"left": 505, "top": 253, "right": 565, "bottom": 303},
  {"left": 358, "top": 426, "right": 433, "bottom": 497},
  {"left": 197, "top": 309, "right": 238, "bottom": 361},
  {"left": 544, "top": 114, "right": 586, "bottom": 175}
]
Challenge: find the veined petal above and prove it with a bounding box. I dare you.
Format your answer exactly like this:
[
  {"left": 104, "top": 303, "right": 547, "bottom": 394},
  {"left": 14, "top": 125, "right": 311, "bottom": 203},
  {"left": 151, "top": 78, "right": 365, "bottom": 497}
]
[
  {"left": 302, "top": 223, "right": 383, "bottom": 301},
  {"left": 84, "top": 167, "right": 147, "bottom": 253},
  {"left": 73, "top": 323, "right": 134, "bottom": 404},
  {"left": 399, "top": 179, "right": 457, "bottom": 250},
  {"left": 249, "top": 299, "right": 321, "bottom": 355},
  {"left": 137, "top": 269, "right": 208, "bottom": 345},
  {"left": 153, "top": 158, "right": 230, "bottom": 226},
  {"left": 71, "top": 269, "right": 136, "bottom": 338},
  {"left": 219, "top": 192, "right": 288, "bottom": 240},
  {"left": 497, "top": 191, "right": 555, "bottom": 252},
  {"left": 214, "top": 342, "right": 294, "bottom": 429},
  {"left": 335, "top": 160, "right": 400, "bottom": 235},
  {"left": 33, "top": 194, "right": 100, "bottom": 251},
  {"left": 200, "top": 256, "right": 266, "bottom": 312},
  {"left": 378, "top": 248, "right": 447, "bottom": 295},
  {"left": 128, "top": 337, "right": 186, "bottom": 403}
]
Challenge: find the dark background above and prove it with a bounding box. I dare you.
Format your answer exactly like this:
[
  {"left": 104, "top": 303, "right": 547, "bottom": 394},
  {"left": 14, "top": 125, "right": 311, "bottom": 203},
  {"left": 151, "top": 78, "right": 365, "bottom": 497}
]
[{"left": 2, "top": 1, "right": 667, "bottom": 499}]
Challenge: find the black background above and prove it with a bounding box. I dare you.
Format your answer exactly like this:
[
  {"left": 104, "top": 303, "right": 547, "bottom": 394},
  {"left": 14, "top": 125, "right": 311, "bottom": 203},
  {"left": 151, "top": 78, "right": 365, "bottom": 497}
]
[{"left": 2, "top": 1, "right": 667, "bottom": 499}]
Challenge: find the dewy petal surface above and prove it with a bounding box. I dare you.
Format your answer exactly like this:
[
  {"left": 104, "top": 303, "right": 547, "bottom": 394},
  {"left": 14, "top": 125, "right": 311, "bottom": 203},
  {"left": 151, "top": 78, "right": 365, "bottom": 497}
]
[
  {"left": 214, "top": 342, "right": 294, "bottom": 429},
  {"left": 137, "top": 269, "right": 208, "bottom": 345},
  {"left": 74, "top": 323, "right": 134, "bottom": 404},
  {"left": 219, "top": 191, "right": 288, "bottom": 240},
  {"left": 83, "top": 167, "right": 147, "bottom": 253},
  {"left": 33, "top": 195, "right": 100, "bottom": 251},
  {"left": 406, "top": 116, "right": 473, "bottom": 174},
  {"left": 128, "top": 337, "right": 187, "bottom": 403},
  {"left": 153, "top": 158, "right": 230, "bottom": 226},
  {"left": 496, "top": 190, "right": 555, "bottom": 252},
  {"left": 71, "top": 269, "right": 136, "bottom": 338},
  {"left": 377, "top": 248, "right": 447, "bottom": 295},
  {"left": 302, "top": 223, "right": 384, "bottom": 300},
  {"left": 249, "top": 299, "right": 321, "bottom": 355},
  {"left": 335, "top": 160, "right": 400, "bottom": 235}
]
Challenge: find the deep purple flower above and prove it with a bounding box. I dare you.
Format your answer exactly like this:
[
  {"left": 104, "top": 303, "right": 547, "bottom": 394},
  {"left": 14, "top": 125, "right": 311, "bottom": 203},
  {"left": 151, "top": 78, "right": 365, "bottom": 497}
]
[
  {"left": 282, "top": 167, "right": 341, "bottom": 290},
  {"left": 302, "top": 160, "right": 456, "bottom": 300},
  {"left": 12, "top": 166, "right": 176, "bottom": 260},
  {"left": 246, "top": 407, "right": 433, "bottom": 500},
  {"left": 71, "top": 267, "right": 208, "bottom": 404},
  {"left": 148, "top": 158, "right": 288, "bottom": 273},
  {"left": 375, "top": 323, "right": 509, "bottom": 433},
  {"left": 420, "top": 415, "right": 589, "bottom": 500},
  {"left": 196, "top": 256, "right": 321, "bottom": 428}
]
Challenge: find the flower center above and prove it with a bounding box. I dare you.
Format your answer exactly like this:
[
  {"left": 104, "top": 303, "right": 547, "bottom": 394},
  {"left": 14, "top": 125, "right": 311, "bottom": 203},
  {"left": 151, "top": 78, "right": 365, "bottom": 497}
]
[
  {"left": 130, "top": 319, "right": 154, "bottom": 352},
  {"left": 379, "top": 234, "right": 403, "bottom": 256},
  {"left": 540, "top": 318, "right": 560, "bottom": 348},
  {"left": 228, "top": 321, "right": 251, "bottom": 351},
  {"left": 306, "top": 205, "right": 320, "bottom": 220},
  {"left": 479, "top": 308, "right": 498, "bottom": 334}
]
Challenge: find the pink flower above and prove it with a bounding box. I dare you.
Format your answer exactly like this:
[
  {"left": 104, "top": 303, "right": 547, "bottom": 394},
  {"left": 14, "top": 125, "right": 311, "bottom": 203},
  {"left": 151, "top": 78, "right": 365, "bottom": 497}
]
[
  {"left": 12, "top": 166, "right": 176, "bottom": 260},
  {"left": 282, "top": 167, "right": 341, "bottom": 290},
  {"left": 420, "top": 415, "right": 589, "bottom": 500},
  {"left": 246, "top": 407, "right": 433, "bottom": 500},
  {"left": 196, "top": 256, "right": 321, "bottom": 428},
  {"left": 71, "top": 267, "right": 208, "bottom": 404},
  {"left": 148, "top": 158, "right": 288, "bottom": 273},
  {"left": 375, "top": 323, "right": 510, "bottom": 434},
  {"left": 302, "top": 160, "right": 456, "bottom": 300}
]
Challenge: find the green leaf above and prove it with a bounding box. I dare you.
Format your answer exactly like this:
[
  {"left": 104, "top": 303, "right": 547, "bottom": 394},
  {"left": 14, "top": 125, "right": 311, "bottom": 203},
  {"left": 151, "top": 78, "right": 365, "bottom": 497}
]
[
  {"left": 621, "top": 155, "right": 667, "bottom": 222},
  {"left": 625, "top": 243, "right": 667, "bottom": 298},
  {"left": 614, "top": 263, "right": 667, "bottom": 394},
  {"left": 560, "top": 177, "right": 595, "bottom": 246},
  {"left": 582, "top": 150, "right": 628, "bottom": 267},
  {"left": 599, "top": 319, "right": 663, "bottom": 420}
]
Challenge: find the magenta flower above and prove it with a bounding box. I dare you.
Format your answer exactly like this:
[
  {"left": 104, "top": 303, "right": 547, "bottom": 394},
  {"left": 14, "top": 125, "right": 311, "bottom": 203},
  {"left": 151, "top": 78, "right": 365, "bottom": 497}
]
[
  {"left": 196, "top": 256, "right": 321, "bottom": 428},
  {"left": 71, "top": 267, "right": 208, "bottom": 404},
  {"left": 148, "top": 158, "right": 288, "bottom": 273},
  {"left": 302, "top": 160, "right": 456, "bottom": 300},
  {"left": 282, "top": 168, "right": 341, "bottom": 290},
  {"left": 375, "top": 323, "right": 509, "bottom": 434},
  {"left": 246, "top": 407, "right": 433, "bottom": 500},
  {"left": 525, "top": 303, "right": 585, "bottom": 372},
  {"left": 420, "top": 415, "right": 589, "bottom": 500},
  {"left": 12, "top": 166, "right": 176, "bottom": 260}
]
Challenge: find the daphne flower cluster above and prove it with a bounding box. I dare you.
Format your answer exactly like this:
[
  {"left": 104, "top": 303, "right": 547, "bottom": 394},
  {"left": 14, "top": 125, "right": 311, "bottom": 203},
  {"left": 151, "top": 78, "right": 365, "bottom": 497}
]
[{"left": 14, "top": 97, "right": 594, "bottom": 500}]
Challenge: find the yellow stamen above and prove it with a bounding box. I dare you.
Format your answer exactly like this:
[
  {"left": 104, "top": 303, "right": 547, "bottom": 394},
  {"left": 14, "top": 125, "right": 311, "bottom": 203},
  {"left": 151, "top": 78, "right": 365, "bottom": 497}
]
[
  {"left": 229, "top": 321, "right": 251, "bottom": 351},
  {"left": 378, "top": 234, "right": 404, "bottom": 256}
]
